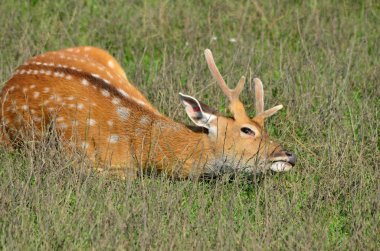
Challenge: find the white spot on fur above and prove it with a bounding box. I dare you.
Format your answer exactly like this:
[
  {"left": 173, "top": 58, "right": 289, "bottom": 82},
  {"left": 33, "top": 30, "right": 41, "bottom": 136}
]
[
  {"left": 57, "top": 117, "right": 65, "bottom": 122},
  {"left": 33, "top": 92, "right": 40, "bottom": 99},
  {"left": 87, "top": 118, "right": 96, "bottom": 126},
  {"left": 66, "top": 96, "right": 74, "bottom": 100},
  {"left": 91, "top": 73, "right": 100, "bottom": 79},
  {"left": 65, "top": 75, "right": 73, "bottom": 80},
  {"left": 139, "top": 115, "right": 150, "bottom": 125},
  {"left": 117, "top": 89, "right": 129, "bottom": 97},
  {"left": 30, "top": 85, "right": 36, "bottom": 89},
  {"left": 21, "top": 105, "right": 28, "bottom": 111},
  {"left": 116, "top": 107, "right": 130, "bottom": 121},
  {"left": 111, "top": 97, "right": 120, "bottom": 105},
  {"left": 107, "top": 60, "right": 115, "bottom": 68},
  {"left": 133, "top": 98, "right": 146, "bottom": 106},
  {"left": 101, "top": 89, "right": 110, "bottom": 97},
  {"left": 77, "top": 103, "right": 84, "bottom": 110},
  {"left": 43, "top": 87, "right": 50, "bottom": 93},
  {"left": 108, "top": 134, "right": 119, "bottom": 144},
  {"left": 81, "top": 79, "right": 89, "bottom": 86}
]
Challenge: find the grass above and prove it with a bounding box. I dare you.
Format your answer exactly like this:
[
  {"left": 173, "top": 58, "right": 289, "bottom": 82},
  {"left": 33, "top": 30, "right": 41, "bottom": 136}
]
[{"left": 0, "top": 0, "right": 379, "bottom": 250}]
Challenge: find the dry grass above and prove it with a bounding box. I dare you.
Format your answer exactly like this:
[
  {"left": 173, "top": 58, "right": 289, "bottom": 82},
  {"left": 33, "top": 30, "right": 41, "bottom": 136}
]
[{"left": 0, "top": 0, "right": 379, "bottom": 250}]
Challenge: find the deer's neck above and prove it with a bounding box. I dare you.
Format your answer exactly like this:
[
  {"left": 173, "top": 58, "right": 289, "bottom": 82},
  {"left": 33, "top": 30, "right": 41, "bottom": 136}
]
[{"left": 140, "top": 117, "right": 216, "bottom": 177}]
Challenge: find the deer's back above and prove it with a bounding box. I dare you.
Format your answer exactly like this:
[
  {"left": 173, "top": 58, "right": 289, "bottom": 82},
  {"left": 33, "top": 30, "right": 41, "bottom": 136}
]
[{"left": 0, "top": 47, "right": 161, "bottom": 168}]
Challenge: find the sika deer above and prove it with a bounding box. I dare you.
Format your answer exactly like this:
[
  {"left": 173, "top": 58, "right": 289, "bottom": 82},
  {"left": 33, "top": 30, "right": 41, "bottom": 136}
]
[{"left": 0, "top": 47, "right": 296, "bottom": 179}]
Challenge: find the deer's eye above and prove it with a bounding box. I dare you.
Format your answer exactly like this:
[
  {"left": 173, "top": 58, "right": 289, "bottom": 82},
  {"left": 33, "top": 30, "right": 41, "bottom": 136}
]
[{"left": 241, "top": 127, "right": 255, "bottom": 136}]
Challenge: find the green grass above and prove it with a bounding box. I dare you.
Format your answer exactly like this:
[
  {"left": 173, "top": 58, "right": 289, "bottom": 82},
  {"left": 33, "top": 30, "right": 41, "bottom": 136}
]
[{"left": 0, "top": 0, "right": 379, "bottom": 250}]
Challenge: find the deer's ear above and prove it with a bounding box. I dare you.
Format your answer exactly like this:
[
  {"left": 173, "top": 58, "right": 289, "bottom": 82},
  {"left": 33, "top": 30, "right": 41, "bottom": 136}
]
[{"left": 179, "top": 93, "right": 217, "bottom": 129}]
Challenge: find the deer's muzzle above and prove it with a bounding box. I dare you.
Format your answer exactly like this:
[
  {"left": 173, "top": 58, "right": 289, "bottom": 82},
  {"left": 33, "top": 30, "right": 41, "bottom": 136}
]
[{"left": 268, "top": 150, "right": 297, "bottom": 172}]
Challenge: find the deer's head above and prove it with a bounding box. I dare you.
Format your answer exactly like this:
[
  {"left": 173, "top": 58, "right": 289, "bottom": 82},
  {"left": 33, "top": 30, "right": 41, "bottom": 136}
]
[{"left": 179, "top": 49, "right": 296, "bottom": 173}]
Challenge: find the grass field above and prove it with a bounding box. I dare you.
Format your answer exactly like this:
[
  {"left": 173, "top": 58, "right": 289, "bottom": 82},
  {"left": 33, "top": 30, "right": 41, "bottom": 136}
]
[{"left": 0, "top": 0, "right": 379, "bottom": 250}]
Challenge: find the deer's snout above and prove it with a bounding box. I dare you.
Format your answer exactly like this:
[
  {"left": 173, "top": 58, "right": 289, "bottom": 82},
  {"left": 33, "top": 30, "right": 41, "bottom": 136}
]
[
  {"left": 284, "top": 150, "right": 297, "bottom": 166},
  {"left": 269, "top": 149, "right": 297, "bottom": 166}
]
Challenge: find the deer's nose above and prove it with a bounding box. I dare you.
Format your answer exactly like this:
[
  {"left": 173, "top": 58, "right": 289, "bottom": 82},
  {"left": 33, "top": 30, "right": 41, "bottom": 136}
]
[{"left": 285, "top": 151, "right": 297, "bottom": 166}]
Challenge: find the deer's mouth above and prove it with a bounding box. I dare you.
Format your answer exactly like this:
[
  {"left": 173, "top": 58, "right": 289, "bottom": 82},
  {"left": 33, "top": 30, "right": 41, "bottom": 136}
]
[
  {"left": 268, "top": 150, "right": 296, "bottom": 172},
  {"left": 269, "top": 161, "right": 293, "bottom": 172}
]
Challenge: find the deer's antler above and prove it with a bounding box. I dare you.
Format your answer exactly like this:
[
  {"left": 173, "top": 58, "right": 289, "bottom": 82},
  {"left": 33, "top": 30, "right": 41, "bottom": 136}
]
[
  {"left": 253, "top": 78, "right": 283, "bottom": 126},
  {"left": 204, "top": 49, "right": 247, "bottom": 118},
  {"left": 205, "top": 49, "right": 283, "bottom": 124},
  {"left": 254, "top": 78, "right": 264, "bottom": 114}
]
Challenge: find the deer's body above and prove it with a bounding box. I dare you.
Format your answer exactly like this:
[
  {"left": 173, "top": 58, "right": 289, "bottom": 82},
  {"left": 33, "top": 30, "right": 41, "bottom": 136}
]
[{"left": 0, "top": 47, "right": 296, "bottom": 179}]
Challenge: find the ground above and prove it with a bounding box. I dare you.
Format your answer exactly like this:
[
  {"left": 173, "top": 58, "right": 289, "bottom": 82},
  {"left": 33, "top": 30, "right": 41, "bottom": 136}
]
[{"left": 0, "top": 0, "right": 379, "bottom": 250}]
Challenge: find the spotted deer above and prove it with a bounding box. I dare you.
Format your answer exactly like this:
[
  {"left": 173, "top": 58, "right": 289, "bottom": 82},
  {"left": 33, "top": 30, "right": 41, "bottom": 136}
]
[{"left": 0, "top": 47, "right": 296, "bottom": 179}]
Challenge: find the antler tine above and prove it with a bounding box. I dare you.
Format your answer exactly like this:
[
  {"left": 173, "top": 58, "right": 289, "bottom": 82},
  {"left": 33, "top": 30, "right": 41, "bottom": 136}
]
[
  {"left": 260, "top": 105, "right": 283, "bottom": 118},
  {"left": 254, "top": 104, "right": 283, "bottom": 127},
  {"left": 204, "top": 49, "right": 231, "bottom": 99},
  {"left": 204, "top": 49, "right": 245, "bottom": 102},
  {"left": 235, "top": 76, "right": 245, "bottom": 98},
  {"left": 254, "top": 78, "right": 264, "bottom": 114}
]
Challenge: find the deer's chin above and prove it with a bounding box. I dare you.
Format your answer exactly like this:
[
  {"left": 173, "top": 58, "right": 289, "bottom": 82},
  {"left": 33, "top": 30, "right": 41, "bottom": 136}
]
[{"left": 269, "top": 161, "right": 293, "bottom": 172}]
